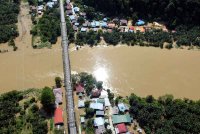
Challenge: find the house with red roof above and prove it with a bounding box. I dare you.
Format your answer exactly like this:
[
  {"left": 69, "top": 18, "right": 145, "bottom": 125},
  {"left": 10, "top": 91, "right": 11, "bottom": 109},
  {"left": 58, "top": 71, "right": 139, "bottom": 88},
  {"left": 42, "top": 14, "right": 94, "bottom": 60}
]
[
  {"left": 107, "top": 23, "right": 116, "bottom": 29},
  {"left": 75, "top": 84, "right": 84, "bottom": 94},
  {"left": 115, "top": 123, "right": 128, "bottom": 133},
  {"left": 91, "top": 89, "right": 101, "bottom": 98},
  {"left": 129, "top": 26, "right": 134, "bottom": 31},
  {"left": 54, "top": 107, "right": 64, "bottom": 125}
]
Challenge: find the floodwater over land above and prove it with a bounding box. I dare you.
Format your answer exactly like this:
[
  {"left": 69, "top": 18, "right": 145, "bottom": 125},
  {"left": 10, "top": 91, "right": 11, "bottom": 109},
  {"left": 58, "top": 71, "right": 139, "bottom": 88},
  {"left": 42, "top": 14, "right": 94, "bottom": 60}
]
[{"left": 0, "top": 3, "right": 200, "bottom": 100}]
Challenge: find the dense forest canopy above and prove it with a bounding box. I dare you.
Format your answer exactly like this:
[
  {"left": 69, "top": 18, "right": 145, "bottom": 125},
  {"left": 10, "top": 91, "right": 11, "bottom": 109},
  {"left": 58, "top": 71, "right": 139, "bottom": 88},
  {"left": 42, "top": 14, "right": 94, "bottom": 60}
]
[
  {"left": 80, "top": 0, "right": 200, "bottom": 28},
  {"left": 129, "top": 94, "right": 200, "bottom": 134},
  {"left": 0, "top": 89, "right": 48, "bottom": 134},
  {"left": 0, "top": 0, "right": 20, "bottom": 43}
]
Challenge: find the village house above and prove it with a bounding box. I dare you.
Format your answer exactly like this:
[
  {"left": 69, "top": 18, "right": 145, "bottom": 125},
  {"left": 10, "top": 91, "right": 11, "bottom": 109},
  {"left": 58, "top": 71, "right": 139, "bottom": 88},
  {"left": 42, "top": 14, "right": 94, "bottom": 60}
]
[
  {"left": 65, "top": 3, "right": 72, "bottom": 10},
  {"left": 73, "top": 7, "right": 80, "bottom": 13},
  {"left": 78, "top": 99, "right": 85, "bottom": 108},
  {"left": 115, "top": 123, "right": 128, "bottom": 134},
  {"left": 81, "top": 27, "right": 87, "bottom": 32},
  {"left": 95, "top": 21, "right": 100, "bottom": 27},
  {"left": 113, "top": 18, "right": 119, "bottom": 24},
  {"left": 104, "top": 98, "right": 111, "bottom": 107},
  {"left": 136, "top": 19, "right": 145, "bottom": 26},
  {"left": 135, "top": 26, "right": 145, "bottom": 33},
  {"left": 108, "top": 23, "right": 115, "bottom": 29},
  {"left": 81, "top": 117, "right": 85, "bottom": 124},
  {"left": 118, "top": 103, "right": 129, "bottom": 112},
  {"left": 95, "top": 125, "right": 106, "bottom": 134},
  {"left": 112, "top": 106, "right": 119, "bottom": 115},
  {"left": 112, "top": 114, "right": 132, "bottom": 125},
  {"left": 93, "top": 28, "right": 98, "bottom": 32},
  {"left": 54, "top": 107, "right": 64, "bottom": 126},
  {"left": 91, "top": 89, "right": 101, "bottom": 98},
  {"left": 120, "top": 19, "right": 128, "bottom": 26},
  {"left": 90, "top": 102, "right": 104, "bottom": 110},
  {"left": 97, "top": 98, "right": 105, "bottom": 104},
  {"left": 82, "top": 22, "right": 88, "bottom": 27},
  {"left": 80, "top": 12, "right": 86, "bottom": 17},
  {"left": 69, "top": 15, "right": 76, "bottom": 21},
  {"left": 91, "top": 21, "right": 96, "bottom": 28},
  {"left": 52, "top": 0, "right": 58, "bottom": 5},
  {"left": 129, "top": 26, "right": 134, "bottom": 32},
  {"left": 73, "top": 25, "right": 78, "bottom": 31},
  {"left": 94, "top": 117, "right": 105, "bottom": 127},
  {"left": 96, "top": 110, "right": 105, "bottom": 117},
  {"left": 53, "top": 88, "right": 63, "bottom": 105},
  {"left": 30, "top": 6, "right": 37, "bottom": 13},
  {"left": 75, "top": 84, "right": 84, "bottom": 94},
  {"left": 66, "top": 10, "right": 73, "bottom": 15},
  {"left": 101, "top": 22, "right": 108, "bottom": 28},
  {"left": 74, "top": 22, "right": 79, "bottom": 26},
  {"left": 103, "top": 18, "right": 108, "bottom": 22}
]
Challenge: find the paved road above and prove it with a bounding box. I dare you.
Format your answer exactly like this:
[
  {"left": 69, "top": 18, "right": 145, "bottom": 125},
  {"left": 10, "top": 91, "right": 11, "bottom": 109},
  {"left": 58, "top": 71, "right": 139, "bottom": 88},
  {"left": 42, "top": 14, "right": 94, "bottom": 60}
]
[{"left": 59, "top": 0, "right": 77, "bottom": 133}]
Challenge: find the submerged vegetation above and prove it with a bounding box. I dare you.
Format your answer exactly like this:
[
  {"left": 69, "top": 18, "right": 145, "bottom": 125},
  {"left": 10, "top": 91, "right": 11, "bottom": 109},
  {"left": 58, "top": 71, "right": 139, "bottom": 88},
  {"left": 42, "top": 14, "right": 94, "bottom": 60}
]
[{"left": 0, "top": 0, "right": 20, "bottom": 43}]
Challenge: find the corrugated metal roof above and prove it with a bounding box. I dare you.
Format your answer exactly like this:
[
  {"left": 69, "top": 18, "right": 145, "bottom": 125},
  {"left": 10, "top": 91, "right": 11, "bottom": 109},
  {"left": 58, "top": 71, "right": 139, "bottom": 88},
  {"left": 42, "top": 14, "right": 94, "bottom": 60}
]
[
  {"left": 54, "top": 107, "right": 63, "bottom": 125},
  {"left": 112, "top": 114, "right": 131, "bottom": 124}
]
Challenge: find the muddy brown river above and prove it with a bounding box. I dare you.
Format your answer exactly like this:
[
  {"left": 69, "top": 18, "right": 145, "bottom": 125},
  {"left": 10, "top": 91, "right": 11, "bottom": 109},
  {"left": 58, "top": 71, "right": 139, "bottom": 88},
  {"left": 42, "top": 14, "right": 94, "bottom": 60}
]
[
  {"left": 70, "top": 45, "right": 200, "bottom": 100},
  {"left": 0, "top": 42, "right": 200, "bottom": 99},
  {"left": 0, "top": 2, "right": 200, "bottom": 100}
]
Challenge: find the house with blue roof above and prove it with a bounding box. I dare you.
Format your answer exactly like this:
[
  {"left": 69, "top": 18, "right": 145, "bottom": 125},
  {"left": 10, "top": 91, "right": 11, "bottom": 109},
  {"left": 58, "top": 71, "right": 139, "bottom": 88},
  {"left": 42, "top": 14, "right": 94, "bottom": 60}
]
[
  {"left": 69, "top": 15, "right": 75, "bottom": 21},
  {"left": 101, "top": 22, "right": 107, "bottom": 28},
  {"left": 118, "top": 103, "right": 129, "bottom": 112},
  {"left": 95, "top": 21, "right": 100, "bottom": 27},
  {"left": 73, "top": 7, "right": 80, "bottom": 13},
  {"left": 91, "top": 21, "right": 96, "bottom": 28},
  {"left": 103, "top": 18, "right": 107, "bottom": 22},
  {"left": 136, "top": 19, "right": 145, "bottom": 26}
]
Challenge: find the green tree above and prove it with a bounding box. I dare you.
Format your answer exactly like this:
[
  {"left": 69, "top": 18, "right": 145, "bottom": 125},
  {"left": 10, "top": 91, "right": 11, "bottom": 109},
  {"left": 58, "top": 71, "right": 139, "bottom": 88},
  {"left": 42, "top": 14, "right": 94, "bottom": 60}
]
[
  {"left": 8, "top": 38, "right": 15, "bottom": 46},
  {"left": 77, "top": 17, "right": 85, "bottom": 25},
  {"left": 85, "top": 119, "right": 95, "bottom": 134},
  {"left": 55, "top": 77, "right": 62, "bottom": 88},
  {"left": 41, "top": 87, "right": 55, "bottom": 111},
  {"left": 85, "top": 108, "right": 94, "bottom": 118},
  {"left": 85, "top": 100, "right": 90, "bottom": 108},
  {"left": 96, "top": 81, "right": 103, "bottom": 89}
]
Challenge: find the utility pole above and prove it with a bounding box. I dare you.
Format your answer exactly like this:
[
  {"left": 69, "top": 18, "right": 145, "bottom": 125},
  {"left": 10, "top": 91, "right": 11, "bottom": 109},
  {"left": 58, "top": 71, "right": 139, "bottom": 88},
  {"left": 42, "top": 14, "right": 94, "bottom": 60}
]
[{"left": 59, "top": 0, "right": 77, "bottom": 133}]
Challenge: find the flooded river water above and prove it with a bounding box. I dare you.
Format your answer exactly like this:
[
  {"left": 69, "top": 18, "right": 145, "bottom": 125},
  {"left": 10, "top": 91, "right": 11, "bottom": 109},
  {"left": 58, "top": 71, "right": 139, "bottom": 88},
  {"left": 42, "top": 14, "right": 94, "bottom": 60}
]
[
  {"left": 0, "top": 42, "right": 200, "bottom": 99},
  {"left": 70, "top": 45, "right": 200, "bottom": 100}
]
